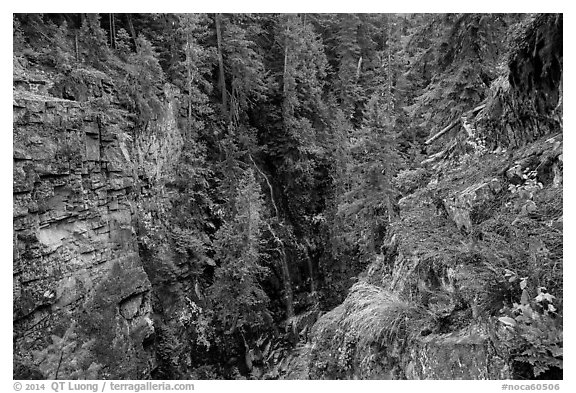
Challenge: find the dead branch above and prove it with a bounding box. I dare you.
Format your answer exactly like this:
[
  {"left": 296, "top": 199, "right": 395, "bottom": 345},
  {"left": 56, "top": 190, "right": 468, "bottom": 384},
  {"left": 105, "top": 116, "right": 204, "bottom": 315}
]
[
  {"left": 424, "top": 103, "right": 486, "bottom": 145},
  {"left": 424, "top": 118, "right": 460, "bottom": 145},
  {"left": 421, "top": 140, "right": 457, "bottom": 166}
]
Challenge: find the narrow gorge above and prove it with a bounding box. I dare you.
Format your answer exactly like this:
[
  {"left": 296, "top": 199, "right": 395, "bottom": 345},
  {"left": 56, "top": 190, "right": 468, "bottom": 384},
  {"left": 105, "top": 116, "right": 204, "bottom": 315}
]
[{"left": 13, "top": 13, "right": 562, "bottom": 380}]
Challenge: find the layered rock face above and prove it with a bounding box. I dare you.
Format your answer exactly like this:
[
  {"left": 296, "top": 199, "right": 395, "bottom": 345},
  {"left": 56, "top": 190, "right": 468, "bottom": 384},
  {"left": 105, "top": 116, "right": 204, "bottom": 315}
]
[{"left": 13, "top": 65, "right": 154, "bottom": 379}]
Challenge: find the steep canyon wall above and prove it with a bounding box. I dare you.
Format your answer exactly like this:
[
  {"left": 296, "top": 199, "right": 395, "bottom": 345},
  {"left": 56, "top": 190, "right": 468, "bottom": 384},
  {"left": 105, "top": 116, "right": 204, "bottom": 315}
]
[{"left": 13, "top": 63, "right": 155, "bottom": 379}]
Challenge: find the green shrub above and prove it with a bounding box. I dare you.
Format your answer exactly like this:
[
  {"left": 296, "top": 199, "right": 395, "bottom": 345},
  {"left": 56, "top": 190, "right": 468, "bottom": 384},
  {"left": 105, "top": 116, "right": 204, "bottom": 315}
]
[{"left": 497, "top": 276, "right": 562, "bottom": 378}]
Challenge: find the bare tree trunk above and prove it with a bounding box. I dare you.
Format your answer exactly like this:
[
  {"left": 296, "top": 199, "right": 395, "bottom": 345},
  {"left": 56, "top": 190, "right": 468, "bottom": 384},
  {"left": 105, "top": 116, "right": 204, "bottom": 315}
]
[
  {"left": 282, "top": 20, "right": 292, "bottom": 121},
  {"left": 108, "top": 14, "right": 113, "bottom": 49},
  {"left": 126, "top": 13, "right": 137, "bottom": 48},
  {"left": 355, "top": 56, "right": 363, "bottom": 81},
  {"left": 185, "top": 32, "right": 193, "bottom": 128},
  {"left": 387, "top": 18, "right": 393, "bottom": 112},
  {"left": 215, "top": 13, "right": 227, "bottom": 118},
  {"left": 54, "top": 352, "right": 63, "bottom": 380},
  {"left": 111, "top": 13, "right": 116, "bottom": 49},
  {"left": 384, "top": 17, "right": 396, "bottom": 222},
  {"left": 74, "top": 32, "right": 79, "bottom": 61}
]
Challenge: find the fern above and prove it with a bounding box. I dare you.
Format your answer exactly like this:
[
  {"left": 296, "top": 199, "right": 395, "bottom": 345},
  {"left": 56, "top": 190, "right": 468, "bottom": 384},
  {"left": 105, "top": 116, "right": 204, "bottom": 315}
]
[{"left": 32, "top": 322, "right": 101, "bottom": 379}]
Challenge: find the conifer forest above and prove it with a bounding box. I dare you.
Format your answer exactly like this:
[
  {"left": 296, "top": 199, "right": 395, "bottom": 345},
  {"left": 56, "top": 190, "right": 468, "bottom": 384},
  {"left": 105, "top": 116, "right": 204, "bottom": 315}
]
[{"left": 13, "top": 13, "right": 563, "bottom": 380}]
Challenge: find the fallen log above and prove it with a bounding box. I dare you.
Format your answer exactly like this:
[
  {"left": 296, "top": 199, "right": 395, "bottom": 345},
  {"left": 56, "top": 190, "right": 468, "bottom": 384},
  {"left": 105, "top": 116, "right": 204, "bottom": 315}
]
[
  {"left": 424, "top": 103, "right": 486, "bottom": 145},
  {"left": 424, "top": 118, "right": 460, "bottom": 145},
  {"left": 421, "top": 140, "right": 457, "bottom": 166}
]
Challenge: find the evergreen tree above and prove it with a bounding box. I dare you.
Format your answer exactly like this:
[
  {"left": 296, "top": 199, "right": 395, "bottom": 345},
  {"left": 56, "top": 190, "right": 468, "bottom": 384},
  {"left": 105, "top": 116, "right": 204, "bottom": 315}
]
[
  {"left": 170, "top": 139, "right": 215, "bottom": 274},
  {"left": 13, "top": 15, "right": 26, "bottom": 53},
  {"left": 274, "top": 14, "right": 329, "bottom": 224},
  {"left": 121, "top": 34, "right": 165, "bottom": 127},
  {"left": 208, "top": 169, "right": 271, "bottom": 334},
  {"left": 51, "top": 21, "right": 74, "bottom": 72},
  {"left": 176, "top": 14, "right": 214, "bottom": 134},
  {"left": 333, "top": 14, "right": 363, "bottom": 118},
  {"left": 221, "top": 14, "right": 269, "bottom": 127},
  {"left": 114, "top": 27, "right": 133, "bottom": 59},
  {"left": 78, "top": 14, "right": 109, "bottom": 68},
  {"left": 335, "top": 83, "right": 402, "bottom": 256}
]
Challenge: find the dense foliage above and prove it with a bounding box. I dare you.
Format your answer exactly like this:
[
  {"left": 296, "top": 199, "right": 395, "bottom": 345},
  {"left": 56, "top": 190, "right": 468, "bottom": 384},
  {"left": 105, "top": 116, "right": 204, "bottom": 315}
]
[{"left": 13, "top": 13, "right": 561, "bottom": 380}]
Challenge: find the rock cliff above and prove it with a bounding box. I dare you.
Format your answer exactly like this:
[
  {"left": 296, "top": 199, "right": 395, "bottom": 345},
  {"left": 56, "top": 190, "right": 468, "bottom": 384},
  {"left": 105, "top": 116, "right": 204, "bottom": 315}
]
[{"left": 13, "top": 61, "right": 154, "bottom": 379}]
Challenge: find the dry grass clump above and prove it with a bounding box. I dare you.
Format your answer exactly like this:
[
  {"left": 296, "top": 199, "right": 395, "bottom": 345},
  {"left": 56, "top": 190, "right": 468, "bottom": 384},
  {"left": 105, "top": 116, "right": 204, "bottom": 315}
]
[
  {"left": 313, "top": 282, "right": 427, "bottom": 346},
  {"left": 343, "top": 282, "right": 428, "bottom": 349},
  {"left": 308, "top": 281, "right": 429, "bottom": 378}
]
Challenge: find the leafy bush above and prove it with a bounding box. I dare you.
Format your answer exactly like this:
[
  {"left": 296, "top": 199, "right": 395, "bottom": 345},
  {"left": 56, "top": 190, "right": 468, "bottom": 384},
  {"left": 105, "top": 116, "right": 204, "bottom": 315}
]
[
  {"left": 32, "top": 322, "right": 101, "bottom": 379},
  {"left": 497, "top": 275, "right": 562, "bottom": 378}
]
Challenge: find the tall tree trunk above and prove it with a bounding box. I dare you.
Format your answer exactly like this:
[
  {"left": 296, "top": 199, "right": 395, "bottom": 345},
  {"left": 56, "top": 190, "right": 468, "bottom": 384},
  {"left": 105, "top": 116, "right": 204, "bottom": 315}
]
[
  {"left": 111, "top": 13, "right": 116, "bottom": 49},
  {"left": 74, "top": 32, "right": 79, "bottom": 61},
  {"left": 387, "top": 18, "right": 393, "bottom": 112},
  {"left": 108, "top": 14, "right": 113, "bottom": 49},
  {"left": 384, "top": 17, "right": 396, "bottom": 222},
  {"left": 282, "top": 20, "right": 292, "bottom": 121},
  {"left": 75, "top": 14, "right": 82, "bottom": 62},
  {"left": 126, "top": 13, "right": 137, "bottom": 49},
  {"left": 215, "top": 13, "right": 228, "bottom": 118},
  {"left": 185, "top": 32, "right": 193, "bottom": 128}
]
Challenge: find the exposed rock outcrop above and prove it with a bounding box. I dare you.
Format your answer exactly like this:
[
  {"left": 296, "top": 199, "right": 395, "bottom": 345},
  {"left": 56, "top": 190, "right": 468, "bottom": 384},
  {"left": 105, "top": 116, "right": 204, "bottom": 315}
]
[{"left": 13, "top": 65, "right": 154, "bottom": 379}]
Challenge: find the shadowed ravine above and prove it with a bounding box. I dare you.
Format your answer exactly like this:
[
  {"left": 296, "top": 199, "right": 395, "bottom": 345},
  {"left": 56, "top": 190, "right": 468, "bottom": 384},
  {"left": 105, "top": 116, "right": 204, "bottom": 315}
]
[{"left": 13, "top": 13, "right": 562, "bottom": 380}]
